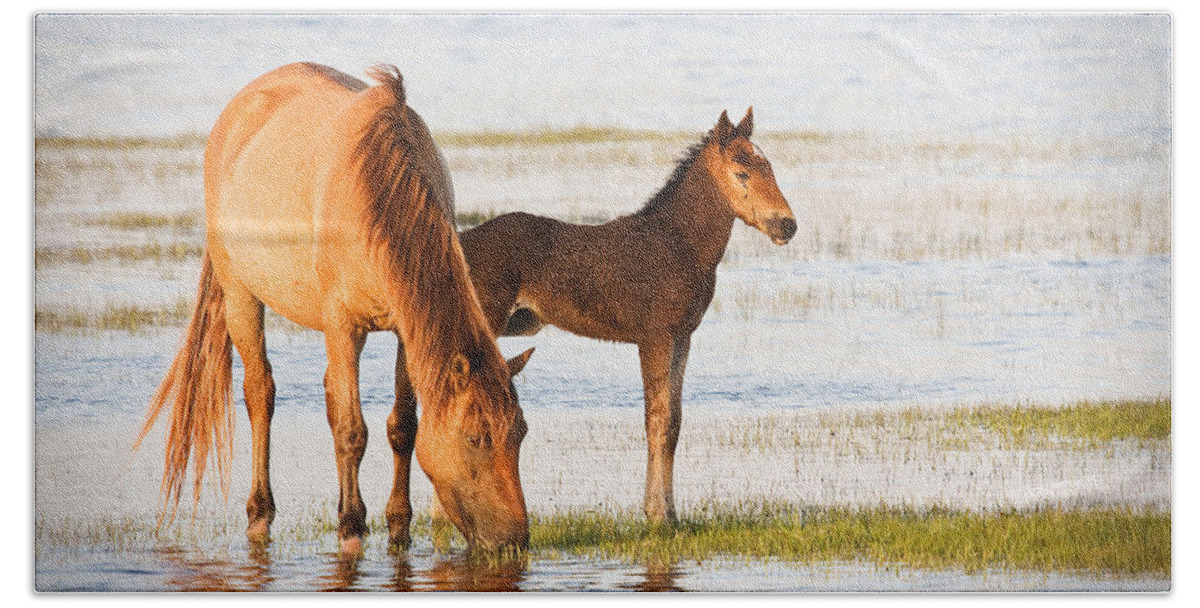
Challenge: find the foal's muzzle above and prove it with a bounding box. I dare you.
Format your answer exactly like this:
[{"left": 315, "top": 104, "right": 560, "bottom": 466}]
[{"left": 766, "top": 215, "right": 797, "bottom": 245}]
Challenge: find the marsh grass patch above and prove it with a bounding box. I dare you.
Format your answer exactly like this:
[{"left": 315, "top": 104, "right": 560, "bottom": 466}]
[
  {"left": 434, "top": 127, "right": 684, "bottom": 148},
  {"left": 89, "top": 211, "right": 201, "bottom": 232},
  {"left": 946, "top": 399, "right": 1171, "bottom": 447},
  {"left": 35, "top": 130, "right": 1170, "bottom": 262},
  {"left": 35, "top": 243, "right": 203, "bottom": 266},
  {"left": 35, "top": 134, "right": 208, "bottom": 151},
  {"left": 35, "top": 502, "right": 1168, "bottom": 577},
  {"left": 530, "top": 502, "right": 1169, "bottom": 577},
  {"left": 712, "top": 399, "right": 1170, "bottom": 455},
  {"left": 34, "top": 299, "right": 314, "bottom": 334},
  {"left": 35, "top": 298, "right": 194, "bottom": 333},
  {"left": 455, "top": 210, "right": 500, "bottom": 229}
]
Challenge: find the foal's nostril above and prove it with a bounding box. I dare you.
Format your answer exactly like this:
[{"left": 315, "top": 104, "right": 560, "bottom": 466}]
[{"left": 773, "top": 216, "right": 797, "bottom": 242}]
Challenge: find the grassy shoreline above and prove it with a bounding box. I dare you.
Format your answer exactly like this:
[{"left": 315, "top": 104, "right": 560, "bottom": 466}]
[
  {"left": 36, "top": 398, "right": 1170, "bottom": 579},
  {"left": 531, "top": 502, "right": 1169, "bottom": 577},
  {"left": 36, "top": 502, "right": 1170, "bottom": 578}
]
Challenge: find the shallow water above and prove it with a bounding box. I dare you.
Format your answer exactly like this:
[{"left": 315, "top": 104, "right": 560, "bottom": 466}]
[
  {"left": 35, "top": 254, "right": 1171, "bottom": 426},
  {"left": 35, "top": 536, "right": 1169, "bottom": 592}
]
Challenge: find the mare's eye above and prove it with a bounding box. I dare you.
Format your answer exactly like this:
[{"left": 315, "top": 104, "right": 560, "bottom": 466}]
[{"left": 736, "top": 171, "right": 750, "bottom": 181}]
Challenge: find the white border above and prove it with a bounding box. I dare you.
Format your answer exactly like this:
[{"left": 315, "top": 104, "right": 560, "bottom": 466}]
[{"left": 8, "top": 1, "right": 1192, "bottom": 606}]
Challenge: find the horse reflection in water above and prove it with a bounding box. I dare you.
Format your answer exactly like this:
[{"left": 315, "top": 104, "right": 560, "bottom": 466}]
[
  {"left": 156, "top": 546, "right": 274, "bottom": 592},
  {"left": 621, "top": 559, "right": 686, "bottom": 592},
  {"left": 153, "top": 543, "right": 690, "bottom": 591},
  {"left": 321, "top": 551, "right": 528, "bottom": 592}
]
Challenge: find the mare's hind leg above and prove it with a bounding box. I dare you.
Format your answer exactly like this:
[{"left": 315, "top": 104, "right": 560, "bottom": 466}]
[
  {"left": 223, "top": 284, "right": 276, "bottom": 541},
  {"left": 638, "top": 334, "right": 691, "bottom": 525},
  {"left": 385, "top": 336, "right": 418, "bottom": 549},
  {"left": 323, "top": 318, "right": 370, "bottom": 555}
]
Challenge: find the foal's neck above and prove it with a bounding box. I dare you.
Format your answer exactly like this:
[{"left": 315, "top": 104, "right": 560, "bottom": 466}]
[{"left": 645, "top": 163, "right": 736, "bottom": 271}]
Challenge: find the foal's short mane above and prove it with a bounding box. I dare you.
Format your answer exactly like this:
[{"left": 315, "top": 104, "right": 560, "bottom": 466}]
[
  {"left": 354, "top": 65, "right": 515, "bottom": 439},
  {"left": 635, "top": 131, "right": 713, "bottom": 216}
]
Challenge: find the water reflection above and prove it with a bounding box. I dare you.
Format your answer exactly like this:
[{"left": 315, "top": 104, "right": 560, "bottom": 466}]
[
  {"left": 144, "top": 528, "right": 735, "bottom": 593},
  {"left": 619, "top": 558, "right": 685, "bottom": 592},
  {"left": 384, "top": 554, "right": 416, "bottom": 592},
  {"left": 154, "top": 539, "right": 532, "bottom": 592},
  {"left": 419, "top": 553, "right": 528, "bottom": 591},
  {"left": 317, "top": 552, "right": 367, "bottom": 592},
  {"left": 157, "top": 545, "right": 274, "bottom": 592}
]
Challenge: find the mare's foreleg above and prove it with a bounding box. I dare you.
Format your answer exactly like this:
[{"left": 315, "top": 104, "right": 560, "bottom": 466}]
[
  {"left": 638, "top": 335, "right": 691, "bottom": 525},
  {"left": 385, "top": 337, "right": 418, "bottom": 550},
  {"left": 323, "top": 320, "right": 369, "bottom": 555},
  {"left": 224, "top": 285, "right": 276, "bottom": 541}
]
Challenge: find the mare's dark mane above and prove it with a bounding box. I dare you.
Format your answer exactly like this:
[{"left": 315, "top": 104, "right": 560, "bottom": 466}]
[{"left": 354, "top": 64, "right": 515, "bottom": 440}]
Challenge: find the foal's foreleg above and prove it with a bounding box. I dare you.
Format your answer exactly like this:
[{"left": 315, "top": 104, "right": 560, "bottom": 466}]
[
  {"left": 385, "top": 337, "right": 418, "bottom": 550},
  {"left": 323, "top": 322, "right": 369, "bottom": 555},
  {"left": 639, "top": 335, "right": 690, "bottom": 525},
  {"left": 224, "top": 287, "right": 276, "bottom": 541}
]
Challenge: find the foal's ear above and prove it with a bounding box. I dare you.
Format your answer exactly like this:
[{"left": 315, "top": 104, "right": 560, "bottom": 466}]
[
  {"left": 733, "top": 107, "right": 754, "bottom": 139},
  {"left": 451, "top": 352, "right": 471, "bottom": 392},
  {"left": 715, "top": 110, "right": 736, "bottom": 148},
  {"left": 506, "top": 348, "right": 535, "bottom": 377}
]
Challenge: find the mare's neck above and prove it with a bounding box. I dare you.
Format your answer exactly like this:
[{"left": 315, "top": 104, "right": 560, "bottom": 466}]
[
  {"left": 375, "top": 198, "right": 498, "bottom": 403},
  {"left": 643, "top": 163, "right": 736, "bottom": 271}
]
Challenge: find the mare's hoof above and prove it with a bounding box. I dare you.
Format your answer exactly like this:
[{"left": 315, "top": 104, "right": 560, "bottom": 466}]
[
  {"left": 340, "top": 535, "right": 365, "bottom": 556},
  {"left": 387, "top": 531, "right": 412, "bottom": 553}
]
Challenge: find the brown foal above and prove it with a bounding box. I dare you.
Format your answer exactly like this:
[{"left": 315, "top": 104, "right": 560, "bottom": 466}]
[{"left": 455, "top": 108, "right": 795, "bottom": 523}]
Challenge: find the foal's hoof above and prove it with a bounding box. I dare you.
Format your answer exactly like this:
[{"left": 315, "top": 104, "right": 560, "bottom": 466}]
[
  {"left": 644, "top": 508, "right": 678, "bottom": 528},
  {"left": 340, "top": 535, "right": 365, "bottom": 556},
  {"left": 246, "top": 520, "right": 272, "bottom": 543}
]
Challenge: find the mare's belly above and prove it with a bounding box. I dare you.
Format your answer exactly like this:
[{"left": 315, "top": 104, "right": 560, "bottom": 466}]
[{"left": 212, "top": 165, "right": 325, "bottom": 330}]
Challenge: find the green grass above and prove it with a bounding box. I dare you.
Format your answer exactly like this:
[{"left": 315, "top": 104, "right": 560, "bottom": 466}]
[
  {"left": 531, "top": 502, "right": 1170, "bottom": 577},
  {"left": 455, "top": 209, "right": 500, "bottom": 229},
  {"left": 434, "top": 127, "right": 681, "bottom": 148},
  {"left": 433, "top": 127, "right": 846, "bottom": 149},
  {"left": 34, "top": 300, "right": 312, "bottom": 334},
  {"left": 89, "top": 211, "right": 201, "bottom": 231},
  {"left": 34, "top": 242, "right": 203, "bottom": 266},
  {"left": 36, "top": 503, "right": 1169, "bottom": 578},
  {"left": 35, "top": 134, "right": 208, "bottom": 151},
  {"left": 35, "top": 299, "right": 194, "bottom": 333},
  {"left": 34, "top": 128, "right": 846, "bottom": 152},
  {"left": 947, "top": 399, "right": 1171, "bottom": 446}
]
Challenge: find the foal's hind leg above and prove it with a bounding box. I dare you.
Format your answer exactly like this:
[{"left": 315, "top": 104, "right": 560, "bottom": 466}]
[
  {"left": 639, "top": 335, "right": 691, "bottom": 525},
  {"left": 223, "top": 285, "right": 276, "bottom": 541},
  {"left": 385, "top": 336, "right": 418, "bottom": 550}
]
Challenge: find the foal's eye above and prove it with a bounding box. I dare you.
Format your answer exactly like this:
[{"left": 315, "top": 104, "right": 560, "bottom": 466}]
[{"left": 736, "top": 171, "right": 750, "bottom": 182}]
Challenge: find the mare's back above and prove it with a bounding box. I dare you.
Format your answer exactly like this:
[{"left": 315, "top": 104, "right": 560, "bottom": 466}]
[{"left": 205, "top": 63, "right": 367, "bottom": 330}]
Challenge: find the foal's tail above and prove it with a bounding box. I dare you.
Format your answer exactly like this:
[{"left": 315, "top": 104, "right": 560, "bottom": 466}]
[{"left": 134, "top": 253, "right": 234, "bottom": 526}]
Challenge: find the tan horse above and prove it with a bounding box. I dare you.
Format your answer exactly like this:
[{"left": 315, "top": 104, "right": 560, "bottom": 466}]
[
  {"left": 457, "top": 109, "right": 794, "bottom": 524},
  {"left": 136, "top": 63, "right": 533, "bottom": 554}
]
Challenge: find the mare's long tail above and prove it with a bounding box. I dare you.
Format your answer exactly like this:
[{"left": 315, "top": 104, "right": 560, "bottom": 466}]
[{"left": 133, "top": 253, "right": 234, "bottom": 526}]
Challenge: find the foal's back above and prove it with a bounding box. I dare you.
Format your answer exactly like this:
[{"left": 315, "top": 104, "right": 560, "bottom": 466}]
[{"left": 460, "top": 211, "right": 713, "bottom": 343}]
